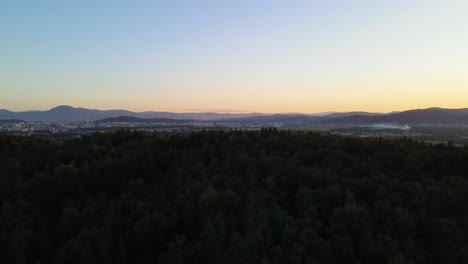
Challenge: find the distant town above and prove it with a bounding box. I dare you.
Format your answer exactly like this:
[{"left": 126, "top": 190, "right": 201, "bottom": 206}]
[
  {"left": 2, "top": 118, "right": 468, "bottom": 147},
  {"left": 2, "top": 105, "right": 468, "bottom": 145},
  {"left": 0, "top": 119, "right": 283, "bottom": 136}
]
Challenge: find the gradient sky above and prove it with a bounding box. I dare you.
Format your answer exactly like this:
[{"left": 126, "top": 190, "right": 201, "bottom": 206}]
[{"left": 1, "top": 0, "right": 468, "bottom": 113}]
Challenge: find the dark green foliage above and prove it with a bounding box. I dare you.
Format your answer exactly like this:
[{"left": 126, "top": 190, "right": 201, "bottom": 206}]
[{"left": 1, "top": 129, "right": 468, "bottom": 263}]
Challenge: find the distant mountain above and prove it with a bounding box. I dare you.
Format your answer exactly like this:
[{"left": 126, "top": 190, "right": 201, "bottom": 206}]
[
  {"left": 215, "top": 114, "right": 328, "bottom": 124},
  {"left": 321, "top": 108, "right": 468, "bottom": 126},
  {"left": 0, "top": 119, "right": 24, "bottom": 123},
  {"left": 2, "top": 106, "right": 468, "bottom": 126},
  {"left": 215, "top": 108, "right": 468, "bottom": 127},
  {"left": 0, "top": 105, "right": 264, "bottom": 122},
  {"left": 322, "top": 111, "right": 385, "bottom": 119},
  {"left": 0, "top": 110, "right": 14, "bottom": 117},
  {"left": 0, "top": 106, "right": 133, "bottom": 122},
  {"left": 96, "top": 116, "right": 193, "bottom": 124}
]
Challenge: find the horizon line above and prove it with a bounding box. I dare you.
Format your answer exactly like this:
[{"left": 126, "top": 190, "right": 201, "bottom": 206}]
[{"left": 3, "top": 104, "right": 468, "bottom": 116}]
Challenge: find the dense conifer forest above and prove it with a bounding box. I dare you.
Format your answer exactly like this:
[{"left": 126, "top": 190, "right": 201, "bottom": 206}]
[{"left": 1, "top": 129, "right": 468, "bottom": 263}]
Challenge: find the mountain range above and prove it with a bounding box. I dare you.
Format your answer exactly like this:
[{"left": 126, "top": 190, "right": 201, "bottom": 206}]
[
  {"left": 0, "top": 105, "right": 263, "bottom": 122},
  {"left": 320, "top": 108, "right": 468, "bottom": 126},
  {"left": 1, "top": 105, "right": 468, "bottom": 127},
  {"left": 232, "top": 108, "right": 468, "bottom": 126},
  {"left": 95, "top": 116, "right": 194, "bottom": 124}
]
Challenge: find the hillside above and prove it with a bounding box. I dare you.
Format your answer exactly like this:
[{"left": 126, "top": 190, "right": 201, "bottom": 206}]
[
  {"left": 96, "top": 116, "right": 193, "bottom": 124},
  {"left": 0, "top": 106, "right": 263, "bottom": 122},
  {"left": 2, "top": 106, "right": 468, "bottom": 127},
  {"left": 215, "top": 114, "right": 328, "bottom": 124},
  {"left": 0, "top": 119, "right": 24, "bottom": 123},
  {"left": 321, "top": 108, "right": 468, "bottom": 126}
]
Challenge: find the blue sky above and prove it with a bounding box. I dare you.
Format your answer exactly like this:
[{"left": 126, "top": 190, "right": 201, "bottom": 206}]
[{"left": 1, "top": 0, "right": 467, "bottom": 112}]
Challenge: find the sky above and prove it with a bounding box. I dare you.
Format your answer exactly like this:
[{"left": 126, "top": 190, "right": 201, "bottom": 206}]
[{"left": 1, "top": 0, "right": 468, "bottom": 113}]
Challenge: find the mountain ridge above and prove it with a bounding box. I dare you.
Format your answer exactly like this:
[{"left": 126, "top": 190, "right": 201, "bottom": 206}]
[
  {"left": 0, "top": 105, "right": 265, "bottom": 121},
  {"left": 96, "top": 116, "right": 194, "bottom": 124},
  {"left": 322, "top": 108, "right": 468, "bottom": 126},
  {"left": 2, "top": 105, "right": 468, "bottom": 126}
]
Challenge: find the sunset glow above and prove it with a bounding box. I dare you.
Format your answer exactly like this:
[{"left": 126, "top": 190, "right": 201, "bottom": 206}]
[{"left": 1, "top": 0, "right": 467, "bottom": 113}]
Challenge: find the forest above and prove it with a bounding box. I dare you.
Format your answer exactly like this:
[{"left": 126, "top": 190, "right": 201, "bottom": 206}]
[{"left": 1, "top": 129, "right": 468, "bottom": 264}]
